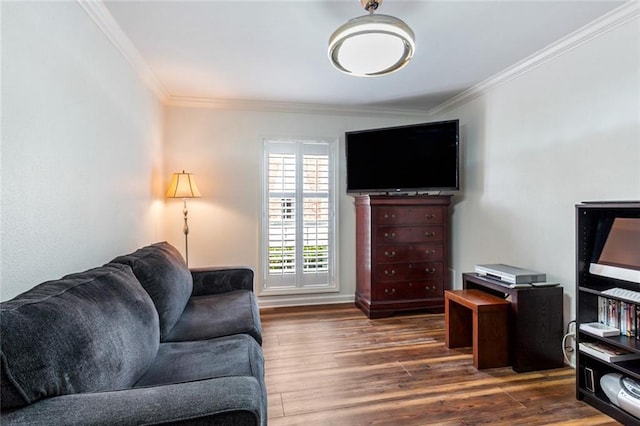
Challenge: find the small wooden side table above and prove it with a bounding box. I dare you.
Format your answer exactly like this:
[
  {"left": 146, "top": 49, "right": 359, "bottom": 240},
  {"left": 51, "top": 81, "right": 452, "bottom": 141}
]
[{"left": 445, "top": 289, "right": 511, "bottom": 369}]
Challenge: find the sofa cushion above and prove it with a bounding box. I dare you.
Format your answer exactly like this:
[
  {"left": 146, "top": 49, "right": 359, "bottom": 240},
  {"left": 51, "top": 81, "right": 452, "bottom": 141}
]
[
  {"left": 110, "top": 242, "right": 192, "bottom": 340},
  {"left": 163, "top": 290, "right": 262, "bottom": 345},
  {"left": 133, "top": 334, "right": 264, "bottom": 388},
  {"left": 0, "top": 264, "right": 159, "bottom": 409}
]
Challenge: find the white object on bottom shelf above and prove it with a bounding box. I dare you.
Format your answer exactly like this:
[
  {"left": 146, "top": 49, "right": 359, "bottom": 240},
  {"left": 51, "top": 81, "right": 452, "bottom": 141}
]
[{"left": 600, "top": 373, "right": 640, "bottom": 418}]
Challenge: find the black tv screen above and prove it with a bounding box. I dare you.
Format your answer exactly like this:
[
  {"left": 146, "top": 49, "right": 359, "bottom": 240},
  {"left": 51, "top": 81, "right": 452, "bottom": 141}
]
[{"left": 346, "top": 120, "right": 459, "bottom": 193}]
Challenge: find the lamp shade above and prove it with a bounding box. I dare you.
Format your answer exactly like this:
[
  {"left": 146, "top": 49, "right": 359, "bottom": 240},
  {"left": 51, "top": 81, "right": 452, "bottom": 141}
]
[{"left": 166, "top": 171, "right": 201, "bottom": 198}]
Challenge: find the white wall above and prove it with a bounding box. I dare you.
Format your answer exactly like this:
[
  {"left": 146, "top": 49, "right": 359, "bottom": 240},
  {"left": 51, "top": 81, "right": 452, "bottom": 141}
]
[
  {"left": 1, "top": 2, "right": 164, "bottom": 300},
  {"left": 163, "top": 106, "right": 425, "bottom": 306},
  {"left": 435, "top": 13, "right": 640, "bottom": 323},
  {"left": 164, "top": 10, "right": 639, "bottom": 315},
  {"left": 3, "top": 2, "right": 636, "bottom": 323}
]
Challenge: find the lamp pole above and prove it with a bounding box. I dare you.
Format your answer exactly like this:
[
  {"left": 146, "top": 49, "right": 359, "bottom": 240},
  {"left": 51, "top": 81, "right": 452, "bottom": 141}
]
[
  {"left": 182, "top": 198, "right": 190, "bottom": 266},
  {"left": 166, "top": 170, "right": 201, "bottom": 266}
]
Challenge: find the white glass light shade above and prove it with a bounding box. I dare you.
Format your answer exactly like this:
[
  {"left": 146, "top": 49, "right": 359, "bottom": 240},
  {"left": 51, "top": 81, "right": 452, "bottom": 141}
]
[
  {"left": 166, "top": 171, "right": 202, "bottom": 198},
  {"left": 328, "top": 14, "right": 415, "bottom": 77}
]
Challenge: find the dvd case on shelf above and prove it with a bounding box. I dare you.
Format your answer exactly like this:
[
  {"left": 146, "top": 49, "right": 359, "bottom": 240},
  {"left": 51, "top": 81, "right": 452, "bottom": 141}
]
[{"left": 597, "top": 296, "right": 637, "bottom": 338}]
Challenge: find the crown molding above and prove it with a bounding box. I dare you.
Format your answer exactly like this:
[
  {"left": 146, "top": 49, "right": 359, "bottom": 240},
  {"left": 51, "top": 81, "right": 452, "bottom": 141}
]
[
  {"left": 78, "top": 0, "right": 637, "bottom": 117},
  {"left": 427, "top": 1, "right": 640, "bottom": 116},
  {"left": 165, "top": 95, "right": 429, "bottom": 118},
  {"left": 77, "top": 0, "right": 169, "bottom": 101},
  {"left": 75, "top": 0, "right": 425, "bottom": 117}
]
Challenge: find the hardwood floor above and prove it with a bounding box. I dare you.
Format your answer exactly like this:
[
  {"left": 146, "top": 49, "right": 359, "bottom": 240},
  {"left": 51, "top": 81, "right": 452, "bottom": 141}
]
[{"left": 261, "top": 303, "right": 620, "bottom": 425}]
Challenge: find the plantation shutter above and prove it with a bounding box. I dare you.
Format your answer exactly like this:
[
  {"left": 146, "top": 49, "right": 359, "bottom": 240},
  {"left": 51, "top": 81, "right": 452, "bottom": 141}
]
[{"left": 262, "top": 139, "right": 337, "bottom": 293}]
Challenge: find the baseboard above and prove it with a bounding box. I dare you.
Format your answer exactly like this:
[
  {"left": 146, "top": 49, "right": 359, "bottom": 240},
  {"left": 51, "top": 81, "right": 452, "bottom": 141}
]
[{"left": 258, "top": 293, "right": 355, "bottom": 309}]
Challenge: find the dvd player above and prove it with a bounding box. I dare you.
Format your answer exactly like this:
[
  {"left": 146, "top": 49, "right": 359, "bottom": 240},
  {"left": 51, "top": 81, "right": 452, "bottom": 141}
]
[{"left": 474, "top": 264, "right": 546, "bottom": 284}]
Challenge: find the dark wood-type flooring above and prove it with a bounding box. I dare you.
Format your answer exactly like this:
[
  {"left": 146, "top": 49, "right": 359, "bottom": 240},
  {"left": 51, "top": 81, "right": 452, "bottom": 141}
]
[{"left": 261, "top": 303, "right": 620, "bottom": 425}]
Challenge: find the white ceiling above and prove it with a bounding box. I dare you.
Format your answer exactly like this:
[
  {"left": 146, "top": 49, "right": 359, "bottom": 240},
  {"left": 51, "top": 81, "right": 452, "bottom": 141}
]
[{"left": 103, "top": 0, "right": 626, "bottom": 112}]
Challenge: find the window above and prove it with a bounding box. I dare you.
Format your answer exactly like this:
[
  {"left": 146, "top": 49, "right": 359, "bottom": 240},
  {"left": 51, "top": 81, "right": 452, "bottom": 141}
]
[{"left": 261, "top": 138, "right": 338, "bottom": 294}]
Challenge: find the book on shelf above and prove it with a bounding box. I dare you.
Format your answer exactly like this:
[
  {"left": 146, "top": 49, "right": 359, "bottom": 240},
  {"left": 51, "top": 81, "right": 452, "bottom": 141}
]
[
  {"left": 579, "top": 341, "right": 640, "bottom": 363},
  {"left": 580, "top": 322, "right": 620, "bottom": 337}
]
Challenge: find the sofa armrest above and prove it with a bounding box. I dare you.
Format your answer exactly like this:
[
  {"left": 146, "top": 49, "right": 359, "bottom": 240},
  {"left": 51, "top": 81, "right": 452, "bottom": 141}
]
[
  {"left": 1, "top": 376, "right": 265, "bottom": 426},
  {"left": 190, "top": 267, "right": 254, "bottom": 296}
]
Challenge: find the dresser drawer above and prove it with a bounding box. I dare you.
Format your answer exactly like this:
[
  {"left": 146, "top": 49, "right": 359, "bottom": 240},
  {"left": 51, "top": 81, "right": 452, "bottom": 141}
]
[
  {"left": 374, "top": 262, "right": 443, "bottom": 282},
  {"left": 375, "top": 226, "right": 443, "bottom": 243},
  {"left": 374, "top": 281, "right": 442, "bottom": 300},
  {"left": 376, "top": 207, "right": 443, "bottom": 225},
  {"left": 376, "top": 244, "right": 443, "bottom": 262}
]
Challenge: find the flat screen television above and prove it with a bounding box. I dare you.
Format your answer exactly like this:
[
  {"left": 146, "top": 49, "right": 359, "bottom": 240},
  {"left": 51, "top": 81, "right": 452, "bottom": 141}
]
[{"left": 345, "top": 119, "right": 459, "bottom": 193}]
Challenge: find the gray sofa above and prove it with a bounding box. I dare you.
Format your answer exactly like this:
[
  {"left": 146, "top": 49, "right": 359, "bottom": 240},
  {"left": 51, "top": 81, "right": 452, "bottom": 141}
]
[{"left": 1, "top": 242, "right": 266, "bottom": 425}]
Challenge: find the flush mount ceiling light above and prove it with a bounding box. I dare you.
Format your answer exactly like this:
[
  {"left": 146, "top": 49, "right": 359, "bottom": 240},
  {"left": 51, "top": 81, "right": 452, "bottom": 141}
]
[{"left": 328, "top": 0, "right": 415, "bottom": 77}]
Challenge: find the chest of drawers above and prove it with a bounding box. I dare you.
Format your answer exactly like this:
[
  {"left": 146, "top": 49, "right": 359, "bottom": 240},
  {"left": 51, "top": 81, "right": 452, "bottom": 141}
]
[{"left": 354, "top": 195, "right": 452, "bottom": 318}]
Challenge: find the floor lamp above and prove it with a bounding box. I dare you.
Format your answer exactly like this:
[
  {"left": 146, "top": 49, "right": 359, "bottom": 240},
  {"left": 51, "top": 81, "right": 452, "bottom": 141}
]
[{"left": 166, "top": 170, "right": 201, "bottom": 266}]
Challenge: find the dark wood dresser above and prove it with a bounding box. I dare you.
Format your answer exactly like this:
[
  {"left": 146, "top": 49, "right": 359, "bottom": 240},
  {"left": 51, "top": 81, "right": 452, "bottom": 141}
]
[{"left": 354, "top": 195, "right": 452, "bottom": 318}]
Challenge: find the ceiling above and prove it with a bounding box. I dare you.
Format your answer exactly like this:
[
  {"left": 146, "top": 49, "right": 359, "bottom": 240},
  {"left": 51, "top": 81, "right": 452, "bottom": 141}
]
[{"left": 103, "top": 0, "right": 626, "bottom": 113}]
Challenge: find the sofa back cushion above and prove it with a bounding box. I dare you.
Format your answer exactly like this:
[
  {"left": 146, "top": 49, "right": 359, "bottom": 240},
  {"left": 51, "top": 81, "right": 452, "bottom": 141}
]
[
  {"left": 110, "top": 242, "right": 193, "bottom": 340},
  {"left": 0, "top": 264, "right": 159, "bottom": 409}
]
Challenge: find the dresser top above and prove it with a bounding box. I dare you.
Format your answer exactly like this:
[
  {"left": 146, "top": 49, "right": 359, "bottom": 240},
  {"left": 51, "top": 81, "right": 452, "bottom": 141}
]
[{"left": 355, "top": 194, "right": 452, "bottom": 206}]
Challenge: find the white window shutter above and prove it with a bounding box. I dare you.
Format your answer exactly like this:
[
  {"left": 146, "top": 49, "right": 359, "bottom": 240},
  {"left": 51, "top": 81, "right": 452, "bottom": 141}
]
[{"left": 261, "top": 138, "right": 337, "bottom": 294}]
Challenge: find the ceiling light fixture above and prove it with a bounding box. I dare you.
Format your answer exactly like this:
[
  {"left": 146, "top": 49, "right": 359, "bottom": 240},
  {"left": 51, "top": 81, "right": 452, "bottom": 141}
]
[{"left": 328, "top": 0, "right": 415, "bottom": 77}]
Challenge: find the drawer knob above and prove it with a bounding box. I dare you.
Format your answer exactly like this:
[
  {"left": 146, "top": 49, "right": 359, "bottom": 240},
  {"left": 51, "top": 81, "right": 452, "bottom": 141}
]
[
  {"left": 424, "top": 231, "right": 437, "bottom": 238},
  {"left": 384, "top": 269, "right": 396, "bottom": 277},
  {"left": 384, "top": 232, "right": 396, "bottom": 239},
  {"left": 384, "top": 213, "right": 396, "bottom": 219},
  {"left": 385, "top": 288, "right": 396, "bottom": 295},
  {"left": 425, "top": 267, "right": 436, "bottom": 273},
  {"left": 384, "top": 250, "right": 396, "bottom": 258},
  {"left": 425, "top": 249, "right": 436, "bottom": 255},
  {"left": 425, "top": 213, "right": 436, "bottom": 219}
]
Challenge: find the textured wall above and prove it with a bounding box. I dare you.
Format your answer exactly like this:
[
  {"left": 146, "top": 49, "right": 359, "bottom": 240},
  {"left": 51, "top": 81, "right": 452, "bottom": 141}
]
[
  {"left": 1, "top": 2, "right": 164, "bottom": 300},
  {"left": 435, "top": 14, "right": 640, "bottom": 324},
  {"left": 162, "top": 107, "right": 426, "bottom": 307}
]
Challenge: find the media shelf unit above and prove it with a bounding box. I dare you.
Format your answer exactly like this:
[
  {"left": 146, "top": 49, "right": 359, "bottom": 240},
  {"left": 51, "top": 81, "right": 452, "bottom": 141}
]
[
  {"left": 354, "top": 195, "right": 452, "bottom": 319},
  {"left": 576, "top": 201, "right": 640, "bottom": 425}
]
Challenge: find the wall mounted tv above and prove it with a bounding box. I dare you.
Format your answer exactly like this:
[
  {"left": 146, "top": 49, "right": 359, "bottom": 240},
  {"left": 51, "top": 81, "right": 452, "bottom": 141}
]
[{"left": 345, "top": 119, "right": 459, "bottom": 194}]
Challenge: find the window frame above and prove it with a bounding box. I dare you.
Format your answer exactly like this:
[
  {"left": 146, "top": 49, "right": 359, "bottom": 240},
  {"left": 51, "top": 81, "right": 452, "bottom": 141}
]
[{"left": 259, "top": 136, "right": 339, "bottom": 296}]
